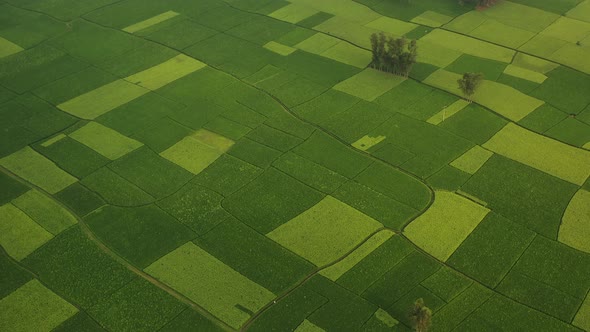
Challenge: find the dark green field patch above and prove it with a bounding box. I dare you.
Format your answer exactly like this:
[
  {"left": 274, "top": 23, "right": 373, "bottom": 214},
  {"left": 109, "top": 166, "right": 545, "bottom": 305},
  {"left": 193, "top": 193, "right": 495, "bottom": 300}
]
[
  {"left": 421, "top": 267, "right": 473, "bottom": 303},
  {"left": 224, "top": 168, "right": 324, "bottom": 233},
  {"left": 192, "top": 154, "right": 262, "bottom": 195},
  {"left": 293, "top": 89, "right": 360, "bottom": 125},
  {"left": 195, "top": 218, "right": 314, "bottom": 293},
  {"left": 333, "top": 181, "right": 418, "bottom": 230},
  {"left": 22, "top": 226, "right": 135, "bottom": 308},
  {"left": 157, "top": 183, "right": 230, "bottom": 235},
  {"left": 218, "top": 101, "right": 266, "bottom": 128},
  {"left": 298, "top": 12, "right": 334, "bottom": 28},
  {"left": 55, "top": 183, "right": 105, "bottom": 217},
  {"left": 228, "top": 138, "right": 283, "bottom": 168},
  {"left": 147, "top": 19, "right": 218, "bottom": 50},
  {"left": 269, "top": 76, "right": 328, "bottom": 108},
  {"left": 97, "top": 42, "right": 178, "bottom": 78},
  {"left": 293, "top": 131, "right": 373, "bottom": 178},
  {"left": 439, "top": 103, "right": 508, "bottom": 145},
  {"left": 354, "top": 162, "right": 431, "bottom": 211},
  {"left": 371, "top": 143, "right": 416, "bottom": 167},
  {"left": 396, "top": 89, "right": 458, "bottom": 121},
  {"left": 409, "top": 62, "right": 439, "bottom": 81},
  {"left": 276, "top": 27, "right": 316, "bottom": 46},
  {"left": 426, "top": 165, "right": 471, "bottom": 191},
  {"left": 85, "top": 205, "right": 195, "bottom": 268},
  {"left": 81, "top": 167, "right": 154, "bottom": 207},
  {"left": 204, "top": 116, "right": 252, "bottom": 140},
  {"left": 387, "top": 285, "right": 446, "bottom": 328},
  {"left": 0, "top": 172, "right": 28, "bottom": 205},
  {"left": 273, "top": 152, "right": 348, "bottom": 194},
  {"left": 323, "top": 101, "right": 393, "bottom": 143},
  {"left": 518, "top": 103, "right": 568, "bottom": 133},
  {"left": 226, "top": 15, "right": 294, "bottom": 45},
  {"left": 446, "top": 54, "right": 507, "bottom": 81},
  {"left": 131, "top": 117, "right": 192, "bottom": 153},
  {"left": 497, "top": 73, "right": 540, "bottom": 94},
  {"left": 530, "top": 66, "right": 590, "bottom": 114},
  {"left": 460, "top": 155, "right": 578, "bottom": 238},
  {"left": 109, "top": 147, "right": 193, "bottom": 199},
  {"left": 88, "top": 278, "right": 186, "bottom": 331},
  {"left": 53, "top": 312, "right": 105, "bottom": 332},
  {"left": 433, "top": 283, "right": 494, "bottom": 332},
  {"left": 34, "top": 136, "right": 109, "bottom": 178},
  {"left": 545, "top": 118, "right": 590, "bottom": 147},
  {"left": 447, "top": 212, "right": 536, "bottom": 288},
  {"left": 158, "top": 67, "right": 236, "bottom": 106},
  {"left": 245, "top": 125, "right": 303, "bottom": 152},
  {"left": 0, "top": 250, "right": 33, "bottom": 298},
  {"left": 159, "top": 308, "right": 225, "bottom": 332}
]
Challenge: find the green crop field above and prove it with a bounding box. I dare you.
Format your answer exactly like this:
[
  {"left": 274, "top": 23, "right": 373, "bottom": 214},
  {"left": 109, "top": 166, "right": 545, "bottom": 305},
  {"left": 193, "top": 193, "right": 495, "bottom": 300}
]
[{"left": 0, "top": 0, "right": 589, "bottom": 331}]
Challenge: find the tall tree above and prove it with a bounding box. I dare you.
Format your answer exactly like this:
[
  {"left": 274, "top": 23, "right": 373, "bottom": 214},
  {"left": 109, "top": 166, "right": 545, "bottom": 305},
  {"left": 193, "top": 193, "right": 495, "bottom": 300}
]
[
  {"left": 369, "top": 33, "right": 417, "bottom": 76},
  {"left": 457, "top": 72, "right": 484, "bottom": 101},
  {"left": 410, "top": 298, "right": 432, "bottom": 332}
]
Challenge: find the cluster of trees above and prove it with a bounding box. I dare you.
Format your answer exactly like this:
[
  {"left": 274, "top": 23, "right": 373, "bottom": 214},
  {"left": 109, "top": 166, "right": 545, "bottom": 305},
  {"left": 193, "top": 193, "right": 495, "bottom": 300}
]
[
  {"left": 369, "top": 32, "right": 418, "bottom": 76},
  {"left": 458, "top": 72, "right": 484, "bottom": 101},
  {"left": 410, "top": 298, "right": 432, "bottom": 332}
]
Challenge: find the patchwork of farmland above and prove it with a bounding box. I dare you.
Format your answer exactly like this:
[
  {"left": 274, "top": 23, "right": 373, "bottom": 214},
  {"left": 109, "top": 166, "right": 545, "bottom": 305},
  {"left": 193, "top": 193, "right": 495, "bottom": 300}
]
[{"left": 1, "top": 0, "right": 589, "bottom": 331}]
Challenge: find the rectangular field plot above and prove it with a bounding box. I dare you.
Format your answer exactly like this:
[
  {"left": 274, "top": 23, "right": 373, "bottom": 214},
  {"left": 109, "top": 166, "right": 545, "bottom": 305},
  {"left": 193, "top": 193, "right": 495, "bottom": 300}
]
[
  {"left": 320, "top": 42, "right": 372, "bottom": 69},
  {"left": 70, "top": 122, "right": 143, "bottom": 160},
  {"left": 411, "top": 10, "right": 453, "bottom": 27},
  {"left": 123, "top": 11, "right": 180, "bottom": 33},
  {"left": 124, "top": 54, "right": 206, "bottom": 91},
  {"left": 12, "top": 190, "right": 77, "bottom": 235},
  {"left": 503, "top": 64, "right": 547, "bottom": 83},
  {"left": 567, "top": 0, "right": 590, "bottom": 22},
  {"left": 160, "top": 129, "right": 234, "bottom": 175},
  {"left": 0, "top": 37, "right": 23, "bottom": 58},
  {"left": 267, "top": 196, "right": 383, "bottom": 266},
  {"left": 450, "top": 146, "right": 493, "bottom": 174},
  {"left": 0, "top": 147, "right": 77, "bottom": 194},
  {"left": 145, "top": 242, "right": 276, "bottom": 329},
  {"left": 0, "top": 203, "right": 53, "bottom": 261},
  {"left": 333, "top": 68, "right": 405, "bottom": 101},
  {"left": 269, "top": 3, "right": 319, "bottom": 23},
  {"left": 403, "top": 191, "right": 489, "bottom": 261},
  {"left": 57, "top": 80, "right": 149, "bottom": 119},
  {"left": 0, "top": 280, "right": 77, "bottom": 331},
  {"left": 484, "top": 123, "right": 590, "bottom": 185},
  {"left": 263, "top": 41, "right": 296, "bottom": 56},
  {"left": 559, "top": 189, "right": 590, "bottom": 253}
]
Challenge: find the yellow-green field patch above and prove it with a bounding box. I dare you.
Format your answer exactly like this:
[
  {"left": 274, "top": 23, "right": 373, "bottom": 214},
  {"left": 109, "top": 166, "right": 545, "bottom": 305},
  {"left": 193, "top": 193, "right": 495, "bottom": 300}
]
[
  {"left": 314, "top": 16, "right": 378, "bottom": 48},
  {"left": 267, "top": 196, "right": 383, "bottom": 266},
  {"left": 320, "top": 230, "right": 394, "bottom": 280},
  {"left": 0, "top": 280, "right": 78, "bottom": 331},
  {"left": 41, "top": 134, "right": 66, "bottom": 148},
  {"left": 295, "top": 33, "right": 341, "bottom": 54},
  {"left": 123, "top": 11, "right": 180, "bottom": 33},
  {"left": 423, "top": 69, "right": 544, "bottom": 121},
  {"left": 469, "top": 20, "right": 536, "bottom": 49},
  {"left": 125, "top": 54, "right": 206, "bottom": 90},
  {"left": 512, "top": 53, "right": 559, "bottom": 73},
  {"left": 559, "top": 189, "right": 590, "bottom": 253},
  {"left": 483, "top": 123, "right": 590, "bottom": 186},
  {"left": 549, "top": 44, "right": 590, "bottom": 75},
  {"left": 541, "top": 17, "right": 590, "bottom": 44},
  {"left": 427, "top": 99, "right": 469, "bottom": 125},
  {"left": 519, "top": 34, "right": 568, "bottom": 58},
  {"left": 12, "top": 190, "right": 77, "bottom": 235},
  {"left": 70, "top": 122, "right": 143, "bottom": 160},
  {"left": 321, "top": 42, "right": 372, "bottom": 68},
  {"left": 411, "top": 11, "right": 453, "bottom": 28},
  {"left": 503, "top": 64, "right": 547, "bottom": 83},
  {"left": 295, "top": 319, "right": 325, "bottom": 332},
  {"left": 333, "top": 68, "right": 405, "bottom": 101},
  {"left": 450, "top": 146, "right": 494, "bottom": 174},
  {"left": 160, "top": 129, "right": 234, "bottom": 175},
  {"left": 420, "top": 29, "right": 515, "bottom": 63},
  {"left": 0, "top": 37, "right": 23, "bottom": 58},
  {"left": 365, "top": 16, "right": 417, "bottom": 36},
  {"left": 145, "top": 242, "right": 275, "bottom": 329},
  {"left": 352, "top": 135, "right": 386, "bottom": 151},
  {"left": 443, "top": 11, "right": 487, "bottom": 34},
  {"left": 567, "top": 0, "right": 590, "bottom": 23},
  {"left": 404, "top": 191, "right": 490, "bottom": 261},
  {"left": 574, "top": 292, "right": 590, "bottom": 331},
  {"left": 269, "top": 3, "right": 319, "bottom": 23},
  {"left": 0, "top": 147, "right": 77, "bottom": 194},
  {"left": 0, "top": 203, "right": 53, "bottom": 261},
  {"left": 264, "top": 41, "right": 297, "bottom": 56},
  {"left": 58, "top": 80, "right": 149, "bottom": 119},
  {"left": 416, "top": 41, "right": 463, "bottom": 68}
]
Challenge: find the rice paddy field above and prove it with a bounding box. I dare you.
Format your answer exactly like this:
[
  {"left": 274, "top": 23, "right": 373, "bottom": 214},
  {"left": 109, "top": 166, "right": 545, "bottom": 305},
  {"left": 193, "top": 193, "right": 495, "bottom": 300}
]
[{"left": 0, "top": 0, "right": 589, "bottom": 331}]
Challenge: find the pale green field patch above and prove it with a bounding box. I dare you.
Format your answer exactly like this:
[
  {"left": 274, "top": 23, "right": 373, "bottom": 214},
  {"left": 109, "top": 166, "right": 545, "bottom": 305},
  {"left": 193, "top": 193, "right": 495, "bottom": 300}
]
[
  {"left": 295, "top": 33, "right": 342, "bottom": 54},
  {"left": 427, "top": 99, "right": 469, "bottom": 125},
  {"left": 559, "top": 189, "right": 590, "bottom": 253},
  {"left": 512, "top": 53, "right": 559, "bottom": 73},
  {"left": 314, "top": 16, "right": 378, "bottom": 48},
  {"left": 320, "top": 230, "right": 394, "bottom": 280},
  {"left": 145, "top": 242, "right": 275, "bottom": 329},
  {"left": 264, "top": 41, "right": 297, "bottom": 56},
  {"left": 41, "top": 134, "right": 66, "bottom": 147},
  {"left": 450, "top": 146, "right": 494, "bottom": 174},
  {"left": 13, "top": 190, "right": 77, "bottom": 235},
  {"left": 411, "top": 11, "right": 453, "bottom": 28},
  {"left": 0, "top": 203, "right": 54, "bottom": 261},
  {"left": 58, "top": 80, "right": 149, "bottom": 119},
  {"left": 423, "top": 69, "right": 544, "bottom": 121},
  {"left": 295, "top": 319, "right": 324, "bottom": 332},
  {"left": 420, "top": 29, "right": 515, "bottom": 63},
  {"left": 123, "top": 11, "right": 180, "bottom": 33},
  {"left": 0, "top": 37, "right": 23, "bottom": 58},
  {"left": 519, "top": 34, "right": 568, "bottom": 58},
  {"left": 125, "top": 54, "right": 206, "bottom": 90},
  {"left": 269, "top": 3, "right": 318, "bottom": 23},
  {"left": 479, "top": 0, "right": 559, "bottom": 32},
  {"left": 416, "top": 41, "right": 463, "bottom": 68},
  {"left": 0, "top": 280, "right": 78, "bottom": 331},
  {"left": 365, "top": 16, "right": 417, "bottom": 36},
  {"left": 483, "top": 123, "right": 590, "bottom": 185},
  {"left": 567, "top": 0, "right": 590, "bottom": 23},
  {"left": 352, "top": 135, "right": 386, "bottom": 151},
  {"left": 404, "top": 191, "right": 490, "bottom": 261},
  {"left": 503, "top": 64, "right": 547, "bottom": 83},
  {"left": 0, "top": 147, "right": 77, "bottom": 194},
  {"left": 333, "top": 68, "right": 405, "bottom": 101},
  {"left": 541, "top": 17, "right": 590, "bottom": 44},
  {"left": 267, "top": 196, "right": 383, "bottom": 266},
  {"left": 321, "top": 41, "right": 372, "bottom": 68},
  {"left": 574, "top": 292, "right": 590, "bottom": 331},
  {"left": 469, "top": 20, "right": 536, "bottom": 48},
  {"left": 444, "top": 11, "right": 487, "bottom": 34},
  {"left": 70, "top": 122, "right": 143, "bottom": 160},
  {"left": 160, "top": 129, "right": 234, "bottom": 175},
  {"left": 549, "top": 44, "right": 590, "bottom": 75},
  {"left": 375, "top": 308, "right": 399, "bottom": 327}
]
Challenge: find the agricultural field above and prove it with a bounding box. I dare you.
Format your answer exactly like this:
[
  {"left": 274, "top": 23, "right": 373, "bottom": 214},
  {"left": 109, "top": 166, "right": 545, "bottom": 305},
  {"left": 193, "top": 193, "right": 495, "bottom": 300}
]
[{"left": 1, "top": 0, "right": 590, "bottom": 331}]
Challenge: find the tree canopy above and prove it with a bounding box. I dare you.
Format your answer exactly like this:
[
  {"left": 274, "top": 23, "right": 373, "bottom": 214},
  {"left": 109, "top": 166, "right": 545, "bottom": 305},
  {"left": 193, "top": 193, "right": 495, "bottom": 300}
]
[{"left": 369, "top": 32, "right": 417, "bottom": 77}]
